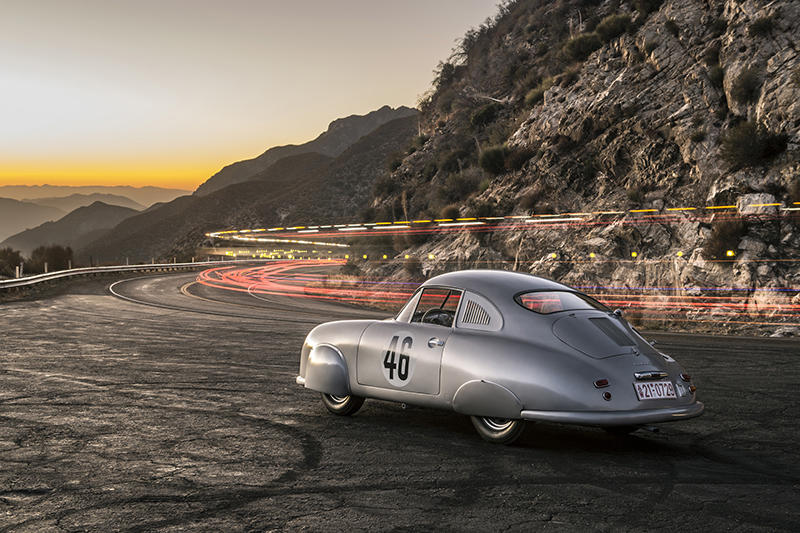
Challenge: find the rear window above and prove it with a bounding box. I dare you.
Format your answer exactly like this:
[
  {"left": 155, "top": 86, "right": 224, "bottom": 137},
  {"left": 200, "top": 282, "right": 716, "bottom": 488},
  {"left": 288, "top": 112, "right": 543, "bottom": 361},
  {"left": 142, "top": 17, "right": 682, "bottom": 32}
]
[{"left": 515, "top": 291, "right": 608, "bottom": 315}]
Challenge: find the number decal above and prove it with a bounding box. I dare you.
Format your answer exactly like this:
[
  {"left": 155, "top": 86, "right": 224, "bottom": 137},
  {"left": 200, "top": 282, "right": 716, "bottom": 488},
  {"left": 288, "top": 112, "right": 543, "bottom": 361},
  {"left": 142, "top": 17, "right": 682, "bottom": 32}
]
[{"left": 382, "top": 335, "right": 413, "bottom": 386}]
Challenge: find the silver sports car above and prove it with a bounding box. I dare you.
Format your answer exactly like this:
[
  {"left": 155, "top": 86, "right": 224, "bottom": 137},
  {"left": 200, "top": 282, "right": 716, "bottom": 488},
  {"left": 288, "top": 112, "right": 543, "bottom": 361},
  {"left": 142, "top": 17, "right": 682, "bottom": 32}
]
[{"left": 296, "top": 270, "right": 703, "bottom": 444}]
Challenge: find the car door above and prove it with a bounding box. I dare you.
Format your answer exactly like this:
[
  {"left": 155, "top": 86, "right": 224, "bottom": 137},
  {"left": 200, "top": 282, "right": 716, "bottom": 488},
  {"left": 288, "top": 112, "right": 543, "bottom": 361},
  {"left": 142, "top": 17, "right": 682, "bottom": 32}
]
[{"left": 356, "top": 288, "right": 461, "bottom": 395}]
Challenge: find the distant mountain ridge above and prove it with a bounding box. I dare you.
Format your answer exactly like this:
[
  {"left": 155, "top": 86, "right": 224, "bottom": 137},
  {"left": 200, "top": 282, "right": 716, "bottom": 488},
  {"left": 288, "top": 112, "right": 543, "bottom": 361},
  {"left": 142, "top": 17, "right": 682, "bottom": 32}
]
[
  {"left": 194, "top": 105, "right": 418, "bottom": 196},
  {"left": 26, "top": 193, "right": 145, "bottom": 213},
  {"left": 80, "top": 114, "right": 419, "bottom": 262},
  {"left": 0, "top": 185, "right": 188, "bottom": 207},
  {"left": 1, "top": 201, "right": 139, "bottom": 256},
  {"left": 0, "top": 198, "right": 64, "bottom": 242}
]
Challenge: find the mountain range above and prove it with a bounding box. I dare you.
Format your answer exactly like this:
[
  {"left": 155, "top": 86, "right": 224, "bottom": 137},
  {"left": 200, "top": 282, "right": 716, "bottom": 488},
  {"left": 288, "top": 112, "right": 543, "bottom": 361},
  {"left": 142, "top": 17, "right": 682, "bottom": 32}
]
[
  {"left": 1, "top": 202, "right": 140, "bottom": 256},
  {"left": 0, "top": 198, "right": 65, "bottom": 243},
  {"left": 73, "top": 106, "right": 418, "bottom": 262},
  {"left": 0, "top": 185, "right": 188, "bottom": 207}
]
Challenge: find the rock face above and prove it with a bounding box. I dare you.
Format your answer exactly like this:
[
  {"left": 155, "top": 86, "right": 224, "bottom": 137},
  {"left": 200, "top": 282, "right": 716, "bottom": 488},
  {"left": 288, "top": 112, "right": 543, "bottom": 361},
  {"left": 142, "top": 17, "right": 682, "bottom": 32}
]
[
  {"left": 194, "top": 105, "right": 418, "bottom": 196},
  {"left": 368, "top": 0, "right": 799, "bottom": 335}
]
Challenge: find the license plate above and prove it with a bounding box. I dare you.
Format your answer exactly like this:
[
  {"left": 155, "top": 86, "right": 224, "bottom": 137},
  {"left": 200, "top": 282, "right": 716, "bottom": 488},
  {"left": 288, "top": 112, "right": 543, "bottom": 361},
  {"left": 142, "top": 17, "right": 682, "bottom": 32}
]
[{"left": 634, "top": 381, "right": 676, "bottom": 400}]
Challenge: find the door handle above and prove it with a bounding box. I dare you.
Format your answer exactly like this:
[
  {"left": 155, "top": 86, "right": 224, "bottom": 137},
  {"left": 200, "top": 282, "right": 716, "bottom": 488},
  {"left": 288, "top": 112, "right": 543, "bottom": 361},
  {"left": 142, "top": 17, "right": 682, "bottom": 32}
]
[{"left": 427, "top": 337, "right": 445, "bottom": 348}]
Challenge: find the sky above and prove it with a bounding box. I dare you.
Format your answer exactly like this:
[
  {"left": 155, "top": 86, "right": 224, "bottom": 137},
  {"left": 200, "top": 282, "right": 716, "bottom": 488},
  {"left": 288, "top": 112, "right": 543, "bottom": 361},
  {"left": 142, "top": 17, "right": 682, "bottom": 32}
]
[{"left": 0, "top": 0, "right": 500, "bottom": 191}]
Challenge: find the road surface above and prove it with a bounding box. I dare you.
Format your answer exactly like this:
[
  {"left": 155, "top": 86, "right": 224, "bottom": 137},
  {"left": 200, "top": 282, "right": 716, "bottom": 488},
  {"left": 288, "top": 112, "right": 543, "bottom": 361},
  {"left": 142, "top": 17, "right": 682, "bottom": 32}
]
[{"left": 1, "top": 268, "right": 798, "bottom": 531}]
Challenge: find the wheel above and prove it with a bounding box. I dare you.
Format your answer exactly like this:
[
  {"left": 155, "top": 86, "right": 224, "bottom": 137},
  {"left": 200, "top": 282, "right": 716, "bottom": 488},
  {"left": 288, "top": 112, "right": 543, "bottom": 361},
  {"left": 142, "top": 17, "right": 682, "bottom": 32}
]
[
  {"left": 321, "top": 393, "right": 364, "bottom": 416},
  {"left": 470, "top": 416, "right": 525, "bottom": 444},
  {"left": 604, "top": 425, "right": 640, "bottom": 436}
]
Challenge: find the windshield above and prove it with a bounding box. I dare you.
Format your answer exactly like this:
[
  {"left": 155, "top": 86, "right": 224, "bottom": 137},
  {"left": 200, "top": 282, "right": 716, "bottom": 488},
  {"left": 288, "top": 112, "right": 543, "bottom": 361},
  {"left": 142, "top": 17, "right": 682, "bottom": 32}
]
[{"left": 515, "top": 291, "right": 609, "bottom": 315}]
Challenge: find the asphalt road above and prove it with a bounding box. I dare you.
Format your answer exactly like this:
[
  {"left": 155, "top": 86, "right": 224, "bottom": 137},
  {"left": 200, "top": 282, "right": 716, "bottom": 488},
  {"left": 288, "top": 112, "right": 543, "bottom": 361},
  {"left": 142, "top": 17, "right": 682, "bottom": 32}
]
[{"left": 1, "top": 268, "right": 798, "bottom": 532}]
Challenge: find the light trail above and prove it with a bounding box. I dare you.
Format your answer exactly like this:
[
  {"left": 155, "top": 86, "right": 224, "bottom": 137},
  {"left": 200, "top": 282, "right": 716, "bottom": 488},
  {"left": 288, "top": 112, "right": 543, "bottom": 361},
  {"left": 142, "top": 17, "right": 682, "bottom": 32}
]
[{"left": 195, "top": 262, "right": 800, "bottom": 329}]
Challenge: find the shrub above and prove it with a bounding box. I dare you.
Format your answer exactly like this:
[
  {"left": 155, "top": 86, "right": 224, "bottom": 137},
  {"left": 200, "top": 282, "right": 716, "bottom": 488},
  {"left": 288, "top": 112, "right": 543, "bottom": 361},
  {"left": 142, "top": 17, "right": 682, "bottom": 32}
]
[
  {"left": 0, "top": 247, "right": 23, "bottom": 277},
  {"left": 524, "top": 77, "right": 554, "bottom": 106},
  {"left": 748, "top": 15, "right": 775, "bottom": 37},
  {"left": 702, "top": 220, "right": 747, "bottom": 261},
  {"left": 374, "top": 175, "right": 399, "bottom": 197},
  {"left": 439, "top": 204, "right": 461, "bottom": 220},
  {"left": 563, "top": 33, "right": 602, "bottom": 62},
  {"left": 626, "top": 185, "right": 644, "bottom": 204},
  {"left": 467, "top": 198, "right": 499, "bottom": 218},
  {"left": 27, "top": 245, "right": 73, "bottom": 273},
  {"left": 340, "top": 261, "right": 361, "bottom": 276},
  {"left": 664, "top": 19, "right": 679, "bottom": 37},
  {"left": 690, "top": 129, "right": 706, "bottom": 143},
  {"left": 479, "top": 145, "right": 509, "bottom": 175},
  {"left": 388, "top": 158, "right": 402, "bottom": 171},
  {"left": 403, "top": 256, "right": 422, "bottom": 277},
  {"left": 789, "top": 178, "right": 800, "bottom": 202},
  {"left": 555, "top": 68, "right": 580, "bottom": 87},
  {"left": 595, "top": 14, "right": 631, "bottom": 42},
  {"left": 505, "top": 146, "right": 536, "bottom": 171},
  {"left": 644, "top": 40, "right": 658, "bottom": 54},
  {"left": 709, "top": 65, "right": 724, "bottom": 88},
  {"left": 720, "top": 121, "right": 787, "bottom": 169},
  {"left": 731, "top": 68, "right": 761, "bottom": 104},
  {"left": 422, "top": 161, "right": 438, "bottom": 180},
  {"left": 708, "top": 18, "right": 727, "bottom": 37},
  {"left": 634, "top": 0, "right": 663, "bottom": 16},
  {"left": 440, "top": 170, "right": 483, "bottom": 201},
  {"left": 703, "top": 43, "right": 720, "bottom": 66},
  {"left": 470, "top": 103, "right": 502, "bottom": 128}
]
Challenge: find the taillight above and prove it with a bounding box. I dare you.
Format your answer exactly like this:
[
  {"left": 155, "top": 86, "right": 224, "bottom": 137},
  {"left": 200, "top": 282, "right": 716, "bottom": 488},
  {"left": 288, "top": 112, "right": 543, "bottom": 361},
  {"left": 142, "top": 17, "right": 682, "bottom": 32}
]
[
  {"left": 680, "top": 373, "right": 691, "bottom": 382},
  {"left": 594, "top": 378, "right": 609, "bottom": 388}
]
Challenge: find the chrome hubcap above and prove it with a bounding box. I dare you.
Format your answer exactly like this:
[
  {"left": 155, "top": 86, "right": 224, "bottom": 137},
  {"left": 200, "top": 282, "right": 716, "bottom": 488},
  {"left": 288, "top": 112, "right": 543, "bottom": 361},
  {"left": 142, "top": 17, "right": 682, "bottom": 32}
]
[
  {"left": 483, "top": 417, "right": 513, "bottom": 431},
  {"left": 328, "top": 394, "right": 348, "bottom": 404}
]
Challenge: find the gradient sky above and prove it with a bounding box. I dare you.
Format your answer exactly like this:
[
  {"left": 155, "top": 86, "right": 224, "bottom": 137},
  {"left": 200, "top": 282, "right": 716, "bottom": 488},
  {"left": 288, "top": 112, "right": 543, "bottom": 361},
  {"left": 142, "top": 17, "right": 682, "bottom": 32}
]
[{"left": 0, "top": 0, "right": 499, "bottom": 190}]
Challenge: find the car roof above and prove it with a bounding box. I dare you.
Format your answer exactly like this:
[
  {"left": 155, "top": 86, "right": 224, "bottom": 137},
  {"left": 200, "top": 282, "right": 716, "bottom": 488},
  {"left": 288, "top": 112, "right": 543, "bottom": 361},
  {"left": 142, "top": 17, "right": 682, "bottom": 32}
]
[{"left": 421, "top": 269, "right": 573, "bottom": 297}]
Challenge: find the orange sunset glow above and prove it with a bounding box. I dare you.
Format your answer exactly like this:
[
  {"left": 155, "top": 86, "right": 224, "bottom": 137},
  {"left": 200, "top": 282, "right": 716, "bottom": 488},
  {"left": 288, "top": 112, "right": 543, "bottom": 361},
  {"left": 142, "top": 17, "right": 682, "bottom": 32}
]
[{"left": 1, "top": 0, "right": 498, "bottom": 191}]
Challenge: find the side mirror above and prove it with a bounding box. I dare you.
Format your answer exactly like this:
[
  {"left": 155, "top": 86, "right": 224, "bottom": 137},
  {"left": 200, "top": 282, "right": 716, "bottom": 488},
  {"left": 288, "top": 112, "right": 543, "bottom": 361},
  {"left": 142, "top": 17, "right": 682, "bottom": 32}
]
[{"left": 613, "top": 309, "right": 623, "bottom": 317}]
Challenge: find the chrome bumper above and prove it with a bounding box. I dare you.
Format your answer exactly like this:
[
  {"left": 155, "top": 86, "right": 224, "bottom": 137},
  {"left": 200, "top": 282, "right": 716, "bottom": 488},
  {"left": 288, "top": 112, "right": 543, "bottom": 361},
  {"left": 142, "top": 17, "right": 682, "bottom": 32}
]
[{"left": 520, "top": 401, "right": 704, "bottom": 426}]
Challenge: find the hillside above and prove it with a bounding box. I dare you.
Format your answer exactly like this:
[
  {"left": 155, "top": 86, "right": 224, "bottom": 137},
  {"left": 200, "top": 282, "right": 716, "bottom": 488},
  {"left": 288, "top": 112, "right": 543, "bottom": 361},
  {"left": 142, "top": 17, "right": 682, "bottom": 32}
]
[
  {"left": 0, "top": 198, "right": 64, "bottom": 242},
  {"left": 1, "top": 201, "right": 139, "bottom": 256},
  {"left": 360, "top": 0, "right": 799, "bottom": 334},
  {"left": 194, "top": 105, "right": 417, "bottom": 196},
  {"left": 0, "top": 185, "right": 188, "bottom": 207},
  {"left": 80, "top": 115, "right": 419, "bottom": 263},
  {"left": 27, "top": 193, "right": 145, "bottom": 213}
]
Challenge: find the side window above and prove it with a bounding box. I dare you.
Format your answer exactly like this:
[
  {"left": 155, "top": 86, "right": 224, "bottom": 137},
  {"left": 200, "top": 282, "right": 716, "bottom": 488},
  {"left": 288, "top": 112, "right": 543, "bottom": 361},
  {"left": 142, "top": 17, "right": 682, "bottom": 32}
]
[{"left": 411, "top": 288, "right": 462, "bottom": 327}]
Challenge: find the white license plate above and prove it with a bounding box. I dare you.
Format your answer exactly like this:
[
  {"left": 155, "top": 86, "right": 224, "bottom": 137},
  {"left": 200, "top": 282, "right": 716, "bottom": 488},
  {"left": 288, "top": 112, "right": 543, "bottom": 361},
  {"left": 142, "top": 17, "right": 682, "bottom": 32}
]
[{"left": 634, "top": 381, "right": 676, "bottom": 400}]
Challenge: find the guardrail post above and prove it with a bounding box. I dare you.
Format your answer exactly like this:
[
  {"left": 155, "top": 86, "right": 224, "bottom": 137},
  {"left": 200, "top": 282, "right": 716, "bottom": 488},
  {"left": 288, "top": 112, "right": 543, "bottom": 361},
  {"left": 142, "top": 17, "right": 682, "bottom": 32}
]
[
  {"left": 68, "top": 260, "right": 72, "bottom": 270},
  {"left": 44, "top": 262, "right": 48, "bottom": 274},
  {"left": 15, "top": 266, "right": 19, "bottom": 278}
]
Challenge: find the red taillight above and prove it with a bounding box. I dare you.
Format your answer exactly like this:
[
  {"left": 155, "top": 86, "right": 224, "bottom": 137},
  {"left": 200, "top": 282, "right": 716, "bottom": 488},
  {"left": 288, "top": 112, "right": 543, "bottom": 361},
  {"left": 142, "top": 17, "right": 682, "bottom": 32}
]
[
  {"left": 689, "top": 385, "right": 697, "bottom": 393},
  {"left": 594, "top": 378, "right": 609, "bottom": 388},
  {"left": 602, "top": 392, "right": 612, "bottom": 401},
  {"left": 680, "top": 373, "right": 691, "bottom": 382}
]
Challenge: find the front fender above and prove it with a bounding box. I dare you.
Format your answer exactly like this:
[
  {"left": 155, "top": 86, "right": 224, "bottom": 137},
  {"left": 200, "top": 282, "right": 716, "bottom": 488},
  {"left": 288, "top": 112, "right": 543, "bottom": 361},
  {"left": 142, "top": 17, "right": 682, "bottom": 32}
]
[
  {"left": 452, "top": 379, "right": 523, "bottom": 418},
  {"left": 303, "top": 344, "right": 350, "bottom": 397}
]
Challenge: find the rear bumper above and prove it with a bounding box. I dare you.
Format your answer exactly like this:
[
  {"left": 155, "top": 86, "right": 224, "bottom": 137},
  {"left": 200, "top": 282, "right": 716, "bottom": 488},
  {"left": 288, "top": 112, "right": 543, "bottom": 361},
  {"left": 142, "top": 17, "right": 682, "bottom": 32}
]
[{"left": 520, "top": 401, "right": 704, "bottom": 426}]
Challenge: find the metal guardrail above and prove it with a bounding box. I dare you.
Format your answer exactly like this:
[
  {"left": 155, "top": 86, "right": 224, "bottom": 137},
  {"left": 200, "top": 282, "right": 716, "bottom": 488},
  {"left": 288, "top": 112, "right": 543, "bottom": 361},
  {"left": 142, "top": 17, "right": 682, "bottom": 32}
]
[{"left": 0, "top": 259, "right": 267, "bottom": 290}]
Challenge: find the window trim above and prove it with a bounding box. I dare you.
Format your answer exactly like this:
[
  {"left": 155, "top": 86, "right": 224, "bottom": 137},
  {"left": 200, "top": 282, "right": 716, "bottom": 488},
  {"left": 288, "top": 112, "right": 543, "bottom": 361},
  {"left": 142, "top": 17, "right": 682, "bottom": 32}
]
[
  {"left": 405, "top": 285, "right": 464, "bottom": 329},
  {"left": 513, "top": 289, "right": 610, "bottom": 315}
]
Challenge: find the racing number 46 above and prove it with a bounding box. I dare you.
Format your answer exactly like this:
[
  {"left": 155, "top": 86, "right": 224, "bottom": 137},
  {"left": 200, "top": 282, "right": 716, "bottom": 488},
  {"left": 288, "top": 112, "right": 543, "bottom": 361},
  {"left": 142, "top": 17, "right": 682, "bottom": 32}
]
[{"left": 383, "top": 335, "right": 412, "bottom": 381}]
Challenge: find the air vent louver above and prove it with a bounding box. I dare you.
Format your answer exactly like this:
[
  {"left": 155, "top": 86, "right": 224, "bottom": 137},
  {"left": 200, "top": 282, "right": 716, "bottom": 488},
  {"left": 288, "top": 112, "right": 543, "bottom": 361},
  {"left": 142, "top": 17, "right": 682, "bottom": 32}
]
[{"left": 462, "top": 300, "right": 491, "bottom": 326}]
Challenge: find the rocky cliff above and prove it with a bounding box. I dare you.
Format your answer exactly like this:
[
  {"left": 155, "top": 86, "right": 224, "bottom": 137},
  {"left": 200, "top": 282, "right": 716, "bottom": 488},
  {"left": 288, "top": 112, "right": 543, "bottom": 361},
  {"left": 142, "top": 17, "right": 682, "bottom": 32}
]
[{"left": 365, "top": 0, "right": 799, "bottom": 335}]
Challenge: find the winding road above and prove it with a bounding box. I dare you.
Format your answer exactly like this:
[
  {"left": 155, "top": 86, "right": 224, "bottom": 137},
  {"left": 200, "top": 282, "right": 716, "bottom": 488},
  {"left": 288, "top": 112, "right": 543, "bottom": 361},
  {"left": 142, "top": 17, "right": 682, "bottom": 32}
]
[{"left": 0, "top": 265, "right": 798, "bottom": 531}]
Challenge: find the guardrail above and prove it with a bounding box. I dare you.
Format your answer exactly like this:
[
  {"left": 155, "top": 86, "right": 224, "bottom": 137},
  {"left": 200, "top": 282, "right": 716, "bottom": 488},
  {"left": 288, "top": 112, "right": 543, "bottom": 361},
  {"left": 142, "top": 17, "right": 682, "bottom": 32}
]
[{"left": 0, "top": 259, "right": 268, "bottom": 291}]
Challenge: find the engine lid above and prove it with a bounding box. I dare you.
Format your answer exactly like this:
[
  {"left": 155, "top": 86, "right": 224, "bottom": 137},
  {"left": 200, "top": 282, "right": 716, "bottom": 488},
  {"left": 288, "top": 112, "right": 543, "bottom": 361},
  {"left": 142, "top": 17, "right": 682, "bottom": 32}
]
[{"left": 552, "top": 313, "right": 639, "bottom": 359}]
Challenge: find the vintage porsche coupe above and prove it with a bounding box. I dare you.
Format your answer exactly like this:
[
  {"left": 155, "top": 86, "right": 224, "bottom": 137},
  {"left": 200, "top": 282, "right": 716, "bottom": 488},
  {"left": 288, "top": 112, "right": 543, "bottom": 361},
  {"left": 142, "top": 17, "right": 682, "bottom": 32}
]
[{"left": 296, "top": 270, "right": 703, "bottom": 444}]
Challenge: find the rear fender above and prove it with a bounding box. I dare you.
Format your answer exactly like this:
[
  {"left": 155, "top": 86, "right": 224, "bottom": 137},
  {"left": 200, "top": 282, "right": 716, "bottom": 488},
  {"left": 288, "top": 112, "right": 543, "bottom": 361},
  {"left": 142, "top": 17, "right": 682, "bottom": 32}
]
[
  {"left": 304, "top": 344, "right": 350, "bottom": 397},
  {"left": 452, "top": 380, "right": 522, "bottom": 418}
]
